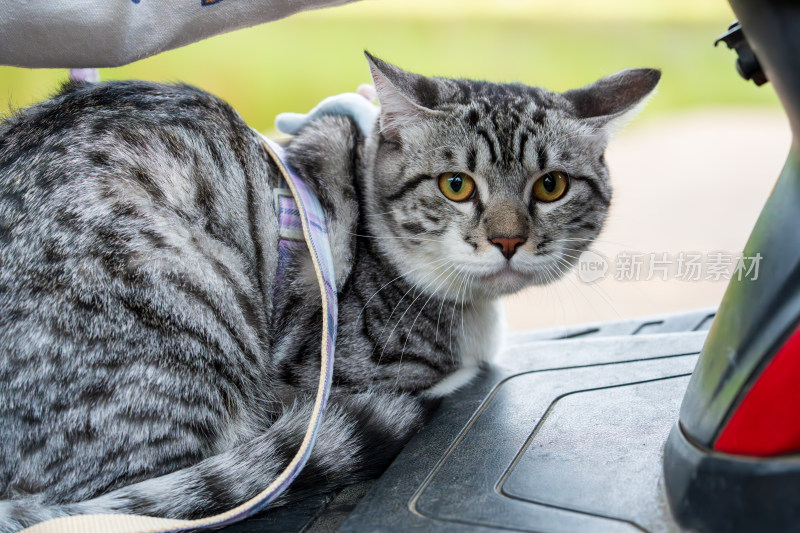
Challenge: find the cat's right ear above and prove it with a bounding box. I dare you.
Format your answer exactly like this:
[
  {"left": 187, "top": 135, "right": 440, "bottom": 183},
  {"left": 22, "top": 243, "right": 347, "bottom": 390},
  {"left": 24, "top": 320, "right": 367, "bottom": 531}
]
[
  {"left": 561, "top": 68, "right": 661, "bottom": 127},
  {"left": 365, "top": 52, "right": 441, "bottom": 141}
]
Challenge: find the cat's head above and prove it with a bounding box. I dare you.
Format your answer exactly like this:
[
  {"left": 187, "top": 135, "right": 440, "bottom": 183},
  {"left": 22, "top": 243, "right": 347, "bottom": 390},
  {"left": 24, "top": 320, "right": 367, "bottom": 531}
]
[{"left": 362, "top": 53, "right": 659, "bottom": 300}]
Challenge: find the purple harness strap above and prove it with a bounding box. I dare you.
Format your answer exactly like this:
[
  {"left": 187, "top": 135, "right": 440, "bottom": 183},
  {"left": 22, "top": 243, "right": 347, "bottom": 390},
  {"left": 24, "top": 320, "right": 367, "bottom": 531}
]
[
  {"left": 273, "top": 179, "right": 307, "bottom": 288},
  {"left": 206, "top": 134, "right": 340, "bottom": 521},
  {"left": 159, "top": 135, "right": 339, "bottom": 530}
]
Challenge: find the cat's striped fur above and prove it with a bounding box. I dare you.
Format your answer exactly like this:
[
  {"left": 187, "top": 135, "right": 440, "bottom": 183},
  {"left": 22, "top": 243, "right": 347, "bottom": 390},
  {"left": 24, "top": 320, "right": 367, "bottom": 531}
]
[{"left": 0, "top": 53, "right": 659, "bottom": 530}]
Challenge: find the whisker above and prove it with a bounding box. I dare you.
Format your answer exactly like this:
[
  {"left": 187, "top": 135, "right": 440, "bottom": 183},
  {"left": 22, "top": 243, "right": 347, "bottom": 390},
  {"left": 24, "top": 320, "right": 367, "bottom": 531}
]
[
  {"left": 551, "top": 254, "right": 622, "bottom": 319},
  {"left": 449, "top": 264, "right": 470, "bottom": 354},
  {"left": 377, "top": 262, "right": 455, "bottom": 366},
  {"left": 395, "top": 264, "right": 459, "bottom": 387},
  {"left": 369, "top": 263, "right": 448, "bottom": 363},
  {"left": 434, "top": 266, "right": 463, "bottom": 347},
  {"left": 355, "top": 257, "right": 450, "bottom": 323}
]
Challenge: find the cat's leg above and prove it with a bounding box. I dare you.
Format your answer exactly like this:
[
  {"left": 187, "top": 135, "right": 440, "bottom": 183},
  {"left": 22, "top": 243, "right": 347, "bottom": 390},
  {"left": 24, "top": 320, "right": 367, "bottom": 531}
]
[{"left": 0, "top": 391, "right": 430, "bottom": 530}]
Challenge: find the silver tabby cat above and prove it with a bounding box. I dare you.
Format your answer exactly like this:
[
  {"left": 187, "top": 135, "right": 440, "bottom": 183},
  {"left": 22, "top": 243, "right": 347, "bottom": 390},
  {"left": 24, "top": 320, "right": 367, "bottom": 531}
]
[{"left": 0, "top": 53, "right": 658, "bottom": 531}]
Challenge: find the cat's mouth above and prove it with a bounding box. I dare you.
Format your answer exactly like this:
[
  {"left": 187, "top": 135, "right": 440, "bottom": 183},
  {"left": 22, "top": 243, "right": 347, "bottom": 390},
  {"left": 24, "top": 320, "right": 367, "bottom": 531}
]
[
  {"left": 487, "top": 263, "right": 516, "bottom": 278},
  {"left": 479, "top": 263, "right": 529, "bottom": 294},
  {"left": 475, "top": 256, "right": 568, "bottom": 295}
]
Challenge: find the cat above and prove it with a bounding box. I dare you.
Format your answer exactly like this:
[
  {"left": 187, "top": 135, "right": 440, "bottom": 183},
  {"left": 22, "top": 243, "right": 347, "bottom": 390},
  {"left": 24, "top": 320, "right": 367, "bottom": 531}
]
[{"left": 0, "top": 52, "right": 659, "bottom": 531}]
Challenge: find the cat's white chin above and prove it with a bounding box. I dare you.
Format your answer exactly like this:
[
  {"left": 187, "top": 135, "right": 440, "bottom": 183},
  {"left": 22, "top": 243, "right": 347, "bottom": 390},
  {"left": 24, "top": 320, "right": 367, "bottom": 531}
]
[{"left": 478, "top": 266, "right": 530, "bottom": 296}]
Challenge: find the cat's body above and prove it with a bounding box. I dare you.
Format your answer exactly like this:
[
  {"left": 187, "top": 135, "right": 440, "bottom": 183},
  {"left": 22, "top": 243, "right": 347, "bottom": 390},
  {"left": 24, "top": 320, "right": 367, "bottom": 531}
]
[{"left": 0, "top": 54, "right": 658, "bottom": 531}]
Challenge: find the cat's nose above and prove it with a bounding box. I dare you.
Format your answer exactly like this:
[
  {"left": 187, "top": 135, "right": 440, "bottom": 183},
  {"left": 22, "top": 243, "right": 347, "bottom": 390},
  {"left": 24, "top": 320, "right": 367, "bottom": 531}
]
[{"left": 490, "top": 237, "right": 525, "bottom": 260}]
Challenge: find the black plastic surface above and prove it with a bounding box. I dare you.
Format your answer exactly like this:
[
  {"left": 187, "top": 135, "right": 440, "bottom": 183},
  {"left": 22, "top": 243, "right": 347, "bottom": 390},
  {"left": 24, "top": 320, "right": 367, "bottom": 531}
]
[
  {"left": 221, "top": 482, "right": 375, "bottom": 533},
  {"left": 664, "top": 424, "right": 800, "bottom": 533},
  {"left": 730, "top": 0, "right": 800, "bottom": 142},
  {"left": 502, "top": 378, "right": 687, "bottom": 533},
  {"left": 715, "top": 21, "right": 768, "bottom": 86},
  {"left": 340, "top": 331, "right": 707, "bottom": 532},
  {"left": 507, "top": 308, "right": 715, "bottom": 344}
]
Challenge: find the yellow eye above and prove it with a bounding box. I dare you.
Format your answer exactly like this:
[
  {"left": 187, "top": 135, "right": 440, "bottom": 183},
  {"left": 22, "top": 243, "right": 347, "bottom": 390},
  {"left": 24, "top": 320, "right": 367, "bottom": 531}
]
[
  {"left": 532, "top": 171, "right": 569, "bottom": 202},
  {"left": 438, "top": 172, "right": 476, "bottom": 202}
]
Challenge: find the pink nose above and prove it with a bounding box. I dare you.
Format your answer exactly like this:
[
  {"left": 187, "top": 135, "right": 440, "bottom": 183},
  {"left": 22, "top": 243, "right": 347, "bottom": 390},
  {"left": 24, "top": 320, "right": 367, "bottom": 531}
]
[{"left": 491, "top": 237, "right": 525, "bottom": 260}]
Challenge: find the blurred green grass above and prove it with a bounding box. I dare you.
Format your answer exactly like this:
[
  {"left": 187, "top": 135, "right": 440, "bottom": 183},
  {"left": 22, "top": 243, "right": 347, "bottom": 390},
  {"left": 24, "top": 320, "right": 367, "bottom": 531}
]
[{"left": 0, "top": 12, "right": 781, "bottom": 132}]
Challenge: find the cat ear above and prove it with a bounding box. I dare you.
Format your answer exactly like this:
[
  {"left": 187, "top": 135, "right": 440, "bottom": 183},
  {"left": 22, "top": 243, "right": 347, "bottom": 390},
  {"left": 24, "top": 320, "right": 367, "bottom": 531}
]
[
  {"left": 364, "top": 52, "right": 440, "bottom": 140},
  {"left": 561, "top": 68, "right": 661, "bottom": 126}
]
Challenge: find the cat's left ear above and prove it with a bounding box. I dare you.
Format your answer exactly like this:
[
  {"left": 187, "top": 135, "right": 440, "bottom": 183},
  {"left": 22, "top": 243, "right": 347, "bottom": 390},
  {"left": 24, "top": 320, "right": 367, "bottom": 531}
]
[
  {"left": 364, "top": 51, "right": 442, "bottom": 140},
  {"left": 561, "top": 68, "right": 661, "bottom": 127}
]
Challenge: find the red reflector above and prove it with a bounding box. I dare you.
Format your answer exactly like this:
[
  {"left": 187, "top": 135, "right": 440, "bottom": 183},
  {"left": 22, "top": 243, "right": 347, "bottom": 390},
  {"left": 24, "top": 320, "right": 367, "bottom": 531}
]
[{"left": 715, "top": 323, "right": 800, "bottom": 456}]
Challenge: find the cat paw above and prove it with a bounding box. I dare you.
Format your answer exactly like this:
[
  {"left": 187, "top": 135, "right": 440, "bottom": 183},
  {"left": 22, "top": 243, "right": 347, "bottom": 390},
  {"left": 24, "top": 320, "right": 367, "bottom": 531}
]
[{"left": 275, "top": 86, "right": 379, "bottom": 137}]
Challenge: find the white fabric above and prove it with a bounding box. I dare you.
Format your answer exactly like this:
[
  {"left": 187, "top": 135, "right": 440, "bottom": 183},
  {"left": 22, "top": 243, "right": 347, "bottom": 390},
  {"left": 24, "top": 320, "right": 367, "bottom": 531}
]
[
  {"left": 275, "top": 86, "right": 379, "bottom": 137},
  {"left": 0, "top": 0, "right": 359, "bottom": 68}
]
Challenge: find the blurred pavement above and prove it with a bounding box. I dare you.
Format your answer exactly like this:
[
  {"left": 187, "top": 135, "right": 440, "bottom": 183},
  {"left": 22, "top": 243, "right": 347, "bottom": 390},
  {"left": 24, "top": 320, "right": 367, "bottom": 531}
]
[{"left": 503, "top": 108, "right": 792, "bottom": 331}]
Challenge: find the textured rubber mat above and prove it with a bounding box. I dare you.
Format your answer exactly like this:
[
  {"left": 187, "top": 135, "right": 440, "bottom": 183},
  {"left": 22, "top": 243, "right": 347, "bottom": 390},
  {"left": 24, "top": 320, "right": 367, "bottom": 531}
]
[
  {"left": 507, "top": 307, "right": 716, "bottom": 344},
  {"left": 339, "top": 331, "right": 704, "bottom": 532}
]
